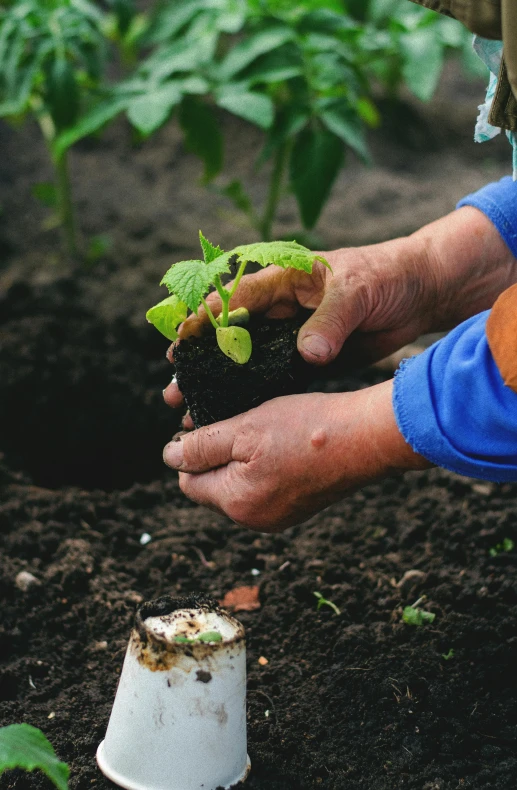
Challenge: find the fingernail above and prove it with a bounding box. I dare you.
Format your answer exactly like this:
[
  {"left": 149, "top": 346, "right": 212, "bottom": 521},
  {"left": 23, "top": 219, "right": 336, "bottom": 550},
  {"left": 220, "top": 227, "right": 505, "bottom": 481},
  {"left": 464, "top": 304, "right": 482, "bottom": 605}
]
[
  {"left": 300, "top": 334, "right": 331, "bottom": 359},
  {"left": 164, "top": 436, "right": 184, "bottom": 468}
]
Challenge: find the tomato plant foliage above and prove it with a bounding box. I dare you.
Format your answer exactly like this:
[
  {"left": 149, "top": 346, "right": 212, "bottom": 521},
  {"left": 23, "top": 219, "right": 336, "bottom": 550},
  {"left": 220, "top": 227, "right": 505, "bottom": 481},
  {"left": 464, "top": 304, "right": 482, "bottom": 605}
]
[{"left": 1, "top": 0, "right": 483, "bottom": 254}]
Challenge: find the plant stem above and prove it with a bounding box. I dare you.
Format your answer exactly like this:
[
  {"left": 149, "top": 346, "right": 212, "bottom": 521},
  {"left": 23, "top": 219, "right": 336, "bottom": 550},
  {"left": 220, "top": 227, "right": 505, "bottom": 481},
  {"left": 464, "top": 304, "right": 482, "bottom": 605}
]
[
  {"left": 213, "top": 275, "right": 230, "bottom": 327},
  {"left": 258, "top": 138, "right": 290, "bottom": 242},
  {"left": 228, "top": 261, "right": 248, "bottom": 299},
  {"left": 55, "top": 152, "right": 77, "bottom": 258},
  {"left": 33, "top": 100, "right": 79, "bottom": 259},
  {"left": 200, "top": 296, "right": 219, "bottom": 330}
]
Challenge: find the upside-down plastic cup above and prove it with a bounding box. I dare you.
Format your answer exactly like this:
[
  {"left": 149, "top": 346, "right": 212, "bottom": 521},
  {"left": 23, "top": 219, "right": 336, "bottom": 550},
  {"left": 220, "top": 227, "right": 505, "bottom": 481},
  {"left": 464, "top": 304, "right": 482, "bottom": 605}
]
[{"left": 96, "top": 594, "right": 250, "bottom": 790}]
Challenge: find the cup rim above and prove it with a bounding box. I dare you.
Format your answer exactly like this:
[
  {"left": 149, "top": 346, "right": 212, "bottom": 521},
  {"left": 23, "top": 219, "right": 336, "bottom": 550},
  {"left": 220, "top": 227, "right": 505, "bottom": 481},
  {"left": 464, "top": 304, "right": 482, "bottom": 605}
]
[{"left": 134, "top": 593, "right": 246, "bottom": 654}]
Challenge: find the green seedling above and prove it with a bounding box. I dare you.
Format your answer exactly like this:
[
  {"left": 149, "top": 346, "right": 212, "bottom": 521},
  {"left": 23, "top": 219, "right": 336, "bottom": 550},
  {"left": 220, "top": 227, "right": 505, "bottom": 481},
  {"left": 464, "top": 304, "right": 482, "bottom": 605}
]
[
  {"left": 147, "top": 231, "right": 329, "bottom": 365},
  {"left": 402, "top": 596, "right": 435, "bottom": 627},
  {"left": 442, "top": 649, "right": 455, "bottom": 661},
  {"left": 0, "top": 724, "right": 69, "bottom": 790},
  {"left": 313, "top": 591, "right": 341, "bottom": 616},
  {"left": 174, "top": 631, "right": 223, "bottom": 644},
  {"left": 489, "top": 538, "right": 514, "bottom": 557}
]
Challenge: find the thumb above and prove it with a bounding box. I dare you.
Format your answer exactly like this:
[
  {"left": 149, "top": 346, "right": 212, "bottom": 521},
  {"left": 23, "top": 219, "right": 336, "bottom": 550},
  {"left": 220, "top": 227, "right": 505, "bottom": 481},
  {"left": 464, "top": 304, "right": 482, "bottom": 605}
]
[
  {"left": 163, "top": 421, "right": 237, "bottom": 473},
  {"left": 298, "top": 282, "right": 367, "bottom": 365}
]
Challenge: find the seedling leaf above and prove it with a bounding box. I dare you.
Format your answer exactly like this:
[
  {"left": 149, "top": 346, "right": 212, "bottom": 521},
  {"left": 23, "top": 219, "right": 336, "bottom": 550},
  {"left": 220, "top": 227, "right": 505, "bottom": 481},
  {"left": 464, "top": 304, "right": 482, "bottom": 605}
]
[
  {"left": 217, "top": 307, "right": 250, "bottom": 326},
  {"left": 161, "top": 258, "right": 231, "bottom": 312},
  {"left": 0, "top": 724, "right": 69, "bottom": 790},
  {"left": 217, "top": 326, "right": 252, "bottom": 364},
  {"left": 146, "top": 295, "right": 188, "bottom": 341},
  {"left": 224, "top": 241, "right": 330, "bottom": 272},
  {"left": 489, "top": 537, "right": 514, "bottom": 557},
  {"left": 402, "top": 606, "right": 435, "bottom": 626},
  {"left": 313, "top": 591, "right": 340, "bottom": 616},
  {"left": 199, "top": 231, "right": 223, "bottom": 264},
  {"left": 442, "top": 649, "right": 455, "bottom": 661},
  {"left": 197, "top": 631, "right": 223, "bottom": 643}
]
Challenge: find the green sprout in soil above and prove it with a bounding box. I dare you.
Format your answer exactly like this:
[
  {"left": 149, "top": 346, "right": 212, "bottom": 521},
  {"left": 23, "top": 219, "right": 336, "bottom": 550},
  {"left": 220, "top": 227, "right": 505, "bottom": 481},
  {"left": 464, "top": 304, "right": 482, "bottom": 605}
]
[
  {"left": 0, "top": 724, "right": 69, "bottom": 790},
  {"left": 402, "top": 596, "right": 436, "bottom": 627},
  {"left": 174, "top": 630, "right": 223, "bottom": 645},
  {"left": 442, "top": 649, "right": 455, "bottom": 661},
  {"left": 489, "top": 537, "right": 514, "bottom": 557},
  {"left": 313, "top": 591, "right": 341, "bottom": 616},
  {"left": 146, "top": 231, "right": 330, "bottom": 364}
]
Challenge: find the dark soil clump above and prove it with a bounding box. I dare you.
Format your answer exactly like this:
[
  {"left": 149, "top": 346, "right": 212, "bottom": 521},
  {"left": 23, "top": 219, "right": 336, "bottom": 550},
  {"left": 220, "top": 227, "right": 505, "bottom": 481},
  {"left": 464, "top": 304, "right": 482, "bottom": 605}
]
[{"left": 174, "top": 316, "right": 313, "bottom": 427}]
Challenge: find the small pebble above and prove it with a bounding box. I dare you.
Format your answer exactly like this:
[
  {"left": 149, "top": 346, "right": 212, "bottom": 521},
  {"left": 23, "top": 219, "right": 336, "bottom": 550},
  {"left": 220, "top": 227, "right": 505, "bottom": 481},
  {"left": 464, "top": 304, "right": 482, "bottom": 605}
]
[
  {"left": 48, "top": 712, "right": 56, "bottom": 720},
  {"left": 258, "top": 656, "right": 269, "bottom": 666},
  {"left": 15, "top": 571, "right": 40, "bottom": 592},
  {"left": 250, "top": 568, "right": 260, "bottom": 577},
  {"left": 140, "top": 533, "right": 152, "bottom": 546}
]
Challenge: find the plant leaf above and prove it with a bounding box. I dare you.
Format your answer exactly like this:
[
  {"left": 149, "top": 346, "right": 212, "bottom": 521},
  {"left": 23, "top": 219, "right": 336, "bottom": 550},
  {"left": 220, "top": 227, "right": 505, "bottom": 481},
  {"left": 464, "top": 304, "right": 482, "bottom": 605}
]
[
  {"left": 161, "top": 258, "right": 231, "bottom": 312},
  {"left": 146, "top": 295, "right": 188, "bottom": 341},
  {"left": 224, "top": 240, "right": 330, "bottom": 272},
  {"left": 319, "top": 103, "right": 370, "bottom": 163},
  {"left": 197, "top": 631, "right": 223, "bottom": 642},
  {"left": 127, "top": 83, "right": 182, "bottom": 136},
  {"left": 32, "top": 183, "right": 57, "bottom": 208},
  {"left": 179, "top": 97, "right": 223, "bottom": 183},
  {"left": 0, "top": 724, "right": 69, "bottom": 790},
  {"left": 199, "top": 231, "right": 223, "bottom": 264},
  {"left": 217, "top": 326, "right": 252, "bottom": 364},
  {"left": 52, "top": 98, "right": 128, "bottom": 159},
  {"left": 215, "top": 179, "right": 254, "bottom": 217},
  {"left": 402, "top": 606, "right": 436, "bottom": 626},
  {"left": 401, "top": 29, "right": 444, "bottom": 102},
  {"left": 218, "top": 26, "right": 295, "bottom": 80},
  {"left": 290, "top": 127, "right": 344, "bottom": 229},
  {"left": 215, "top": 86, "right": 274, "bottom": 129}
]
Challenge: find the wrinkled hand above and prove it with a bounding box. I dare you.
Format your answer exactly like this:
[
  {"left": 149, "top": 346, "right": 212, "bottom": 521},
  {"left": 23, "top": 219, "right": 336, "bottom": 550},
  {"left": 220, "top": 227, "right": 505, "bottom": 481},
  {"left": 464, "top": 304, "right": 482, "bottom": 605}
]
[
  {"left": 164, "top": 206, "right": 516, "bottom": 410},
  {"left": 163, "top": 381, "right": 430, "bottom": 531}
]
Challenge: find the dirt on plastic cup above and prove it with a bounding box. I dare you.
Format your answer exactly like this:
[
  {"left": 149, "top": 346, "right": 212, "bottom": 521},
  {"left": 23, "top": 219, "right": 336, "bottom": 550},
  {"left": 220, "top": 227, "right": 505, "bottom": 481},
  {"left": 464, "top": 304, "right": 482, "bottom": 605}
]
[{"left": 96, "top": 594, "right": 250, "bottom": 790}]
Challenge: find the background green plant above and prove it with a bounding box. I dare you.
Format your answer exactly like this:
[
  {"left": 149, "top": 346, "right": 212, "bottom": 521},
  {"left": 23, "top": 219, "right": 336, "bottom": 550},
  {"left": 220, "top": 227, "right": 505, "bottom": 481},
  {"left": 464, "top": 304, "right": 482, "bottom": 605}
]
[
  {"left": 0, "top": 724, "right": 69, "bottom": 790},
  {"left": 0, "top": 0, "right": 115, "bottom": 256},
  {"left": 1, "top": 0, "right": 486, "bottom": 257}
]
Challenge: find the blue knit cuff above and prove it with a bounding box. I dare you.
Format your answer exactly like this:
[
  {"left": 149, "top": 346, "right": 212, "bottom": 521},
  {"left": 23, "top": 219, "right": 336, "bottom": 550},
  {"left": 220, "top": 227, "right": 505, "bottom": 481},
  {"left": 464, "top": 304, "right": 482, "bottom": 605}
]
[
  {"left": 393, "top": 312, "right": 517, "bottom": 483},
  {"left": 457, "top": 176, "right": 517, "bottom": 258}
]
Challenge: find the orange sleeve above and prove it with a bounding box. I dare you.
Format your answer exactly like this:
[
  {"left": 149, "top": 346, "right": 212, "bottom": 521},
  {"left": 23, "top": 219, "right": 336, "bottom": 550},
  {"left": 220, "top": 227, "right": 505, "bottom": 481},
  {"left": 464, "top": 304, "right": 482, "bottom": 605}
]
[{"left": 486, "top": 283, "right": 517, "bottom": 392}]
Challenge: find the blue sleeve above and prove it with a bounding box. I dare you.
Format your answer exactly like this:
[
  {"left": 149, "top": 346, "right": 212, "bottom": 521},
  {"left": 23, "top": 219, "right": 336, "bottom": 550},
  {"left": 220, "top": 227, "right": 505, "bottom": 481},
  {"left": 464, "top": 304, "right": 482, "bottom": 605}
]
[
  {"left": 392, "top": 312, "right": 517, "bottom": 482},
  {"left": 457, "top": 175, "right": 517, "bottom": 257}
]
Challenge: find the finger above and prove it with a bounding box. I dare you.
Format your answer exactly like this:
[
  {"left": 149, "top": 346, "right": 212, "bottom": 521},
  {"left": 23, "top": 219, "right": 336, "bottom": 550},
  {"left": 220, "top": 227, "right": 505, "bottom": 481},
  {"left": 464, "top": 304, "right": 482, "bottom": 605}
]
[
  {"left": 178, "top": 468, "right": 229, "bottom": 515},
  {"left": 297, "top": 280, "right": 368, "bottom": 365},
  {"left": 163, "top": 376, "right": 184, "bottom": 408},
  {"left": 179, "top": 293, "right": 222, "bottom": 339},
  {"left": 229, "top": 266, "right": 291, "bottom": 313},
  {"left": 163, "top": 419, "right": 239, "bottom": 473},
  {"left": 182, "top": 411, "right": 194, "bottom": 430}
]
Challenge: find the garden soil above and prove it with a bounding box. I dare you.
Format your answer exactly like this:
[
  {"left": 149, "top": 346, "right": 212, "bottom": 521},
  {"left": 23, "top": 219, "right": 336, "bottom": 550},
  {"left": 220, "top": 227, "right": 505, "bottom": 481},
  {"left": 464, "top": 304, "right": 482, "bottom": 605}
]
[{"left": 0, "top": 65, "right": 516, "bottom": 790}]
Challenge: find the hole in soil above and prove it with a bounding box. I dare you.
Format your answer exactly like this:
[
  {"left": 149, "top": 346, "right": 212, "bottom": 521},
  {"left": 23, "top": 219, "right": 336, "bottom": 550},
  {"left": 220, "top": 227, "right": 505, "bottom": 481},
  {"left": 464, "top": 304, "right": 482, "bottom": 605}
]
[{"left": 0, "top": 282, "right": 180, "bottom": 490}]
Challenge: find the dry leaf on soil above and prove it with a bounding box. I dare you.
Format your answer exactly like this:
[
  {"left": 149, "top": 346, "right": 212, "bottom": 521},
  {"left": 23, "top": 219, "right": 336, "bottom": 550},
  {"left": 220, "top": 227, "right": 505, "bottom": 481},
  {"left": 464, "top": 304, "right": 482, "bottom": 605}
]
[{"left": 220, "top": 585, "right": 260, "bottom": 612}]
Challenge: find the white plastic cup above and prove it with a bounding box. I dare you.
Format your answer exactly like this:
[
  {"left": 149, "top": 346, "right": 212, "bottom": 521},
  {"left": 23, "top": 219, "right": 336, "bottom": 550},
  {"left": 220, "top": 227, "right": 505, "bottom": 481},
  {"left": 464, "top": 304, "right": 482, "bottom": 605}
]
[{"left": 97, "top": 594, "right": 250, "bottom": 790}]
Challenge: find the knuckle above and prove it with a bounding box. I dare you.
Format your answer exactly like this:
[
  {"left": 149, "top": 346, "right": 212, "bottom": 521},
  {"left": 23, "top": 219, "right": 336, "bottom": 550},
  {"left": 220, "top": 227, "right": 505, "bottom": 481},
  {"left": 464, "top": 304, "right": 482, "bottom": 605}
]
[{"left": 183, "top": 429, "right": 211, "bottom": 469}]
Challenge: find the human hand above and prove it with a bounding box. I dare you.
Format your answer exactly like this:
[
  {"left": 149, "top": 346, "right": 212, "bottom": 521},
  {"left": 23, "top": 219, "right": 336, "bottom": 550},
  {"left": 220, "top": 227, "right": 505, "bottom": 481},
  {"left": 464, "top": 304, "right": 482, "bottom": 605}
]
[
  {"left": 163, "top": 380, "right": 430, "bottom": 531},
  {"left": 164, "top": 206, "right": 516, "bottom": 410}
]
